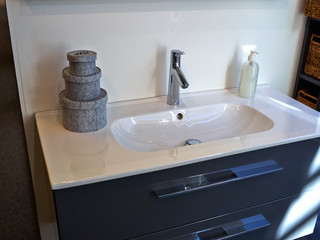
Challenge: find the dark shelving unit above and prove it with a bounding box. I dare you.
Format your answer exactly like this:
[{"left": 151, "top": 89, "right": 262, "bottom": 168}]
[
  {"left": 300, "top": 73, "right": 320, "bottom": 87},
  {"left": 293, "top": 17, "right": 320, "bottom": 111}
]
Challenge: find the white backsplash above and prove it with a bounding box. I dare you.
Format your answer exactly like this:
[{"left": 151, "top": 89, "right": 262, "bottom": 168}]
[{"left": 8, "top": 0, "right": 305, "bottom": 108}]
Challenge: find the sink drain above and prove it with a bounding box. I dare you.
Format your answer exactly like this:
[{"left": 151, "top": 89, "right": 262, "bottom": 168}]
[
  {"left": 184, "top": 139, "right": 202, "bottom": 146},
  {"left": 176, "top": 113, "right": 184, "bottom": 120}
]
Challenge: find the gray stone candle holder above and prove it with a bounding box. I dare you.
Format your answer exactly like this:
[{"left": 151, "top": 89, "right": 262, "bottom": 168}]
[
  {"left": 67, "top": 50, "right": 97, "bottom": 76},
  {"left": 59, "top": 88, "right": 108, "bottom": 133},
  {"left": 63, "top": 67, "right": 101, "bottom": 101}
]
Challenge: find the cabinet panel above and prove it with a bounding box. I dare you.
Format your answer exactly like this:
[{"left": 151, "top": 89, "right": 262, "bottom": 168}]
[{"left": 54, "top": 139, "right": 320, "bottom": 240}]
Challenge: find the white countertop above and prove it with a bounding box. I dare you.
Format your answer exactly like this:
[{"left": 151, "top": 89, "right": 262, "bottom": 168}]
[{"left": 35, "top": 85, "right": 320, "bottom": 190}]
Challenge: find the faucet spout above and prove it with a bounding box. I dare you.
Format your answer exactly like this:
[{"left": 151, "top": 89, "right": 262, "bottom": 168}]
[{"left": 167, "top": 50, "right": 189, "bottom": 105}]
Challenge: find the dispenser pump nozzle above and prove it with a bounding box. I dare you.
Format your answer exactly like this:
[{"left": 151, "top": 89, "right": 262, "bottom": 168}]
[{"left": 248, "top": 50, "right": 259, "bottom": 61}]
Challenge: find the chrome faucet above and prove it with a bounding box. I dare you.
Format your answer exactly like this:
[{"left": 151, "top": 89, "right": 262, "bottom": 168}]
[{"left": 167, "top": 50, "right": 189, "bottom": 105}]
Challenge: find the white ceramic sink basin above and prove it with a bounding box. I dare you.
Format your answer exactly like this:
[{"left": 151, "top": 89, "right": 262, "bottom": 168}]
[
  {"left": 36, "top": 85, "right": 320, "bottom": 189},
  {"left": 111, "top": 103, "right": 274, "bottom": 152}
]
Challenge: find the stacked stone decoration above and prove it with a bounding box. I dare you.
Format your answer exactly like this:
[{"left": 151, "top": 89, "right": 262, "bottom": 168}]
[{"left": 59, "top": 50, "right": 108, "bottom": 133}]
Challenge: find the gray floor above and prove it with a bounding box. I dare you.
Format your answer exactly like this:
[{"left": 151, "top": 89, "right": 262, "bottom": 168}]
[{"left": 0, "top": 0, "right": 40, "bottom": 239}]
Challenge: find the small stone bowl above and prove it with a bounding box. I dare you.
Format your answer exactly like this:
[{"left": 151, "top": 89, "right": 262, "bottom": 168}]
[
  {"left": 67, "top": 50, "right": 97, "bottom": 76},
  {"left": 63, "top": 67, "right": 101, "bottom": 101},
  {"left": 59, "top": 88, "right": 108, "bottom": 133}
]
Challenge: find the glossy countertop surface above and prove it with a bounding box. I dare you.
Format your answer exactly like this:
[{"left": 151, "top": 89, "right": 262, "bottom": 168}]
[{"left": 35, "top": 85, "right": 320, "bottom": 190}]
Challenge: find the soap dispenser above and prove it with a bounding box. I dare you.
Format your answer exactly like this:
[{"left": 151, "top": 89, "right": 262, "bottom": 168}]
[{"left": 238, "top": 50, "right": 259, "bottom": 98}]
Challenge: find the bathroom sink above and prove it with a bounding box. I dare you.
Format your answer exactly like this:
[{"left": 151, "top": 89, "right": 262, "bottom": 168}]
[{"left": 111, "top": 103, "right": 274, "bottom": 152}]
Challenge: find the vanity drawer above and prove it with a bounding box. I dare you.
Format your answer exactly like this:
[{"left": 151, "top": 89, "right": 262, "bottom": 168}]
[
  {"left": 54, "top": 139, "right": 320, "bottom": 240},
  {"left": 132, "top": 192, "right": 318, "bottom": 240}
]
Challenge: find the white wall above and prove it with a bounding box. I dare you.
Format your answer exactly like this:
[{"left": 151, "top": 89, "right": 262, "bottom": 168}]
[{"left": 6, "top": 0, "right": 306, "bottom": 238}]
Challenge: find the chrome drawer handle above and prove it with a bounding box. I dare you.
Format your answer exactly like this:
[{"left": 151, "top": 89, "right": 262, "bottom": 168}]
[
  {"left": 171, "top": 214, "right": 270, "bottom": 240},
  {"left": 153, "top": 160, "right": 283, "bottom": 198}
]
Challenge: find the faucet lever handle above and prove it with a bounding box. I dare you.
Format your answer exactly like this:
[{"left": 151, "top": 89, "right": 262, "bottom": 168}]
[
  {"left": 172, "top": 50, "right": 185, "bottom": 57},
  {"left": 171, "top": 50, "right": 185, "bottom": 67},
  {"left": 176, "top": 51, "right": 185, "bottom": 57}
]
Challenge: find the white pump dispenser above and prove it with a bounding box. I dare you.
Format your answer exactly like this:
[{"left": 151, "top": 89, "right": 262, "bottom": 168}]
[
  {"left": 238, "top": 50, "right": 259, "bottom": 98},
  {"left": 248, "top": 50, "right": 259, "bottom": 61}
]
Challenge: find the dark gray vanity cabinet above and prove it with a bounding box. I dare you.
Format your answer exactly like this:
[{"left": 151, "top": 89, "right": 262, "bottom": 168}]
[{"left": 53, "top": 138, "right": 320, "bottom": 240}]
